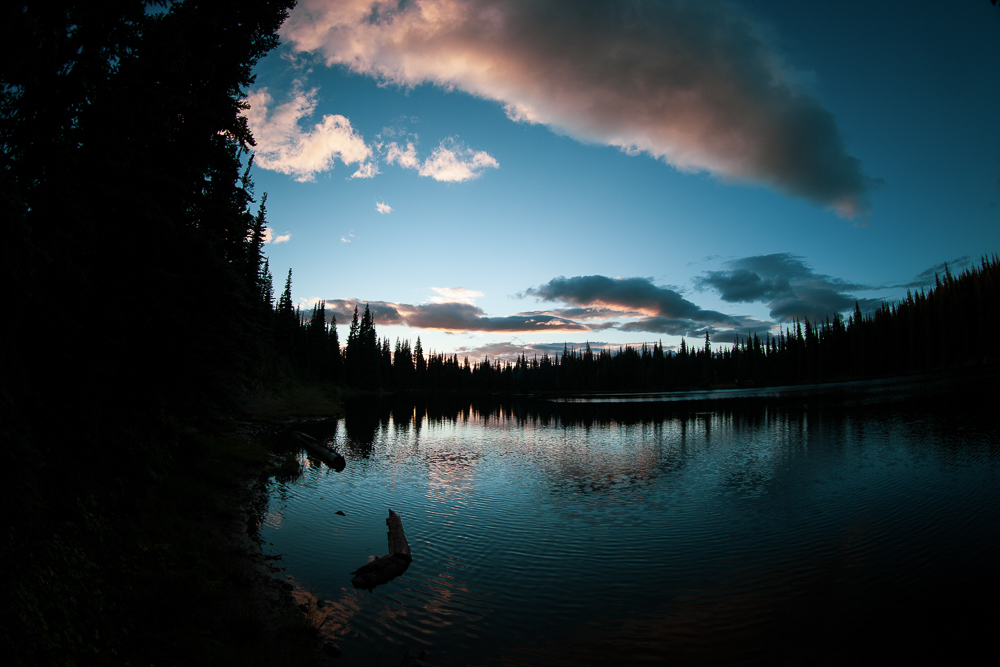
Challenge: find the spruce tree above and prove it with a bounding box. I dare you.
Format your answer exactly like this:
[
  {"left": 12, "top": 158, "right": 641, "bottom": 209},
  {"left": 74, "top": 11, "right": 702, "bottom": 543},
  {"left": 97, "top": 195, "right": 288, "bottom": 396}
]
[
  {"left": 345, "top": 305, "right": 360, "bottom": 386},
  {"left": 414, "top": 336, "right": 427, "bottom": 387}
]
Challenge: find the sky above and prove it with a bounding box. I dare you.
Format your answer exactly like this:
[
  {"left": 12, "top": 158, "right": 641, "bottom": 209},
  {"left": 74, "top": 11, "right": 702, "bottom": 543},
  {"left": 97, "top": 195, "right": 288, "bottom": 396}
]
[{"left": 243, "top": 0, "right": 1000, "bottom": 361}]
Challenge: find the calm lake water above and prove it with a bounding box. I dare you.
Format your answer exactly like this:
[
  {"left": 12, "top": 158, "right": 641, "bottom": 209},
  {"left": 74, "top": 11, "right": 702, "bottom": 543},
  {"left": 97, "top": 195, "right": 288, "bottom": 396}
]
[{"left": 260, "top": 372, "right": 999, "bottom": 665}]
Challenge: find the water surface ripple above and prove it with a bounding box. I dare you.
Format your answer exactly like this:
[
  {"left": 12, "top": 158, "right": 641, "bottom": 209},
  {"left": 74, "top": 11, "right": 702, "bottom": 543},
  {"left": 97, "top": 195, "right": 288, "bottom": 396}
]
[{"left": 262, "top": 375, "right": 999, "bottom": 665}]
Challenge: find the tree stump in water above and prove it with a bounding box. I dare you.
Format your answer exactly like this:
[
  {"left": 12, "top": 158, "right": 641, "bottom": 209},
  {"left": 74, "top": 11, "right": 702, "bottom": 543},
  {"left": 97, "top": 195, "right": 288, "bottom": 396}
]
[
  {"left": 386, "top": 508, "right": 411, "bottom": 557},
  {"left": 350, "top": 509, "right": 412, "bottom": 591}
]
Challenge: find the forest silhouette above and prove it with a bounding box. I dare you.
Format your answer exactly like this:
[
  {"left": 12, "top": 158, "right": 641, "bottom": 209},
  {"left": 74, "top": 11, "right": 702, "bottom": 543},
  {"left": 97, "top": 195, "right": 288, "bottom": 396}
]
[
  {"left": 1, "top": 1, "right": 304, "bottom": 664},
  {"left": 282, "top": 257, "right": 1000, "bottom": 394}
]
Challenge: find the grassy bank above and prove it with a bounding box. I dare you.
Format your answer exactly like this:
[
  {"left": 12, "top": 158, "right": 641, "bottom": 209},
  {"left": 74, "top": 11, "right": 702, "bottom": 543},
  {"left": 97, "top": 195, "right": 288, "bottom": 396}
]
[{"left": 244, "top": 381, "right": 346, "bottom": 422}]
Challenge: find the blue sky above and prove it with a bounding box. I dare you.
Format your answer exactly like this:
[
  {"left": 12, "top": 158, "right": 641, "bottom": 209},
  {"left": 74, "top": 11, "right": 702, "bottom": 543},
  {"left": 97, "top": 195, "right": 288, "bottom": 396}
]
[{"left": 244, "top": 0, "right": 1000, "bottom": 361}]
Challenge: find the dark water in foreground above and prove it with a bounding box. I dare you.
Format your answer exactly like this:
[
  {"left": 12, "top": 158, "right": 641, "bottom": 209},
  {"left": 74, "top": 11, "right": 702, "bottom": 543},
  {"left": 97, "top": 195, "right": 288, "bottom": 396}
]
[{"left": 261, "top": 373, "right": 999, "bottom": 665}]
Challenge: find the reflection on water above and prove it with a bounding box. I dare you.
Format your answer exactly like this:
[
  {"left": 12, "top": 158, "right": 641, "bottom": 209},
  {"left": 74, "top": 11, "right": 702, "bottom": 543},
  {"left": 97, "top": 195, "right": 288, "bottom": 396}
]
[{"left": 262, "top": 373, "right": 999, "bottom": 665}]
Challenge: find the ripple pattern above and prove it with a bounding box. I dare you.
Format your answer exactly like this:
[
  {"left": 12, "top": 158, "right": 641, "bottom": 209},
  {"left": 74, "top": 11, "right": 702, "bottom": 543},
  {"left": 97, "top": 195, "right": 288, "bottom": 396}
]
[{"left": 261, "top": 388, "right": 1000, "bottom": 665}]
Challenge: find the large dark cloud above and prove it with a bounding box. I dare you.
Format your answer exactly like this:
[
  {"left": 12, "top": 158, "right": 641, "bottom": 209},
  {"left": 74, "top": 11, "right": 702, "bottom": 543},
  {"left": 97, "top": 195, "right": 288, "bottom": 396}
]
[
  {"left": 695, "top": 253, "right": 878, "bottom": 322},
  {"left": 525, "top": 275, "right": 737, "bottom": 327},
  {"left": 284, "top": 0, "right": 876, "bottom": 216},
  {"left": 619, "top": 317, "right": 704, "bottom": 337}
]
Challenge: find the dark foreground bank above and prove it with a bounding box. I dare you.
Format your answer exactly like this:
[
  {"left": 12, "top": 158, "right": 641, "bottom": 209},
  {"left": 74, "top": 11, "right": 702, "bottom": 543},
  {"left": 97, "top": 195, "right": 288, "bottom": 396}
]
[{"left": 2, "top": 417, "right": 331, "bottom": 666}]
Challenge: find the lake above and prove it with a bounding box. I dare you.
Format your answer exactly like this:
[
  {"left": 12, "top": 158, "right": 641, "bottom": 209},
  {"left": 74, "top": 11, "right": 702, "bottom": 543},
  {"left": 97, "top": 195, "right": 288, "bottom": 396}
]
[{"left": 260, "top": 371, "right": 999, "bottom": 665}]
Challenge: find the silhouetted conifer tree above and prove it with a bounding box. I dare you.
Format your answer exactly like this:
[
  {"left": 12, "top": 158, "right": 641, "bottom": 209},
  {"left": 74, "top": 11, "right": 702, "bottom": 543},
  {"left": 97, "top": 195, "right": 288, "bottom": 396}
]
[{"left": 415, "top": 336, "right": 427, "bottom": 387}]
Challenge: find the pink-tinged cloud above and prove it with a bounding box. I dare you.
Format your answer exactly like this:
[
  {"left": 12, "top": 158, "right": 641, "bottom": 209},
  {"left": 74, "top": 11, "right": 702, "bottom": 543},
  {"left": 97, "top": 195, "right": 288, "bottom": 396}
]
[
  {"left": 417, "top": 139, "right": 498, "bottom": 182},
  {"left": 428, "top": 287, "right": 484, "bottom": 305},
  {"left": 384, "top": 141, "right": 420, "bottom": 169},
  {"left": 283, "top": 0, "right": 876, "bottom": 216},
  {"left": 384, "top": 137, "right": 499, "bottom": 182},
  {"left": 261, "top": 227, "right": 292, "bottom": 244},
  {"left": 525, "top": 275, "right": 737, "bottom": 328},
  {"left": 243, "top": 86, "right": 374, "bottom": 181}
]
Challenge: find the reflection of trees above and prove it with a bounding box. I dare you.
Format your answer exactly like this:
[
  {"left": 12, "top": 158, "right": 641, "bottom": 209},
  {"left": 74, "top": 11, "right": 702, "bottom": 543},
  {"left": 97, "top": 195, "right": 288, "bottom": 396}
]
[
  {"left": 346, "top": 392, "right": 866, "bottom": 436},
  {"left": 343, "top": 399, "right": 390, "bottom": 457}
]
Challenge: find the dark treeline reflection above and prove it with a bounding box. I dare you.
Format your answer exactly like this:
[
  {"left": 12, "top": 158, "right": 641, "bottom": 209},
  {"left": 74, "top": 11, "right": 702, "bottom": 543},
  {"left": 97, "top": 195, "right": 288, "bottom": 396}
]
[{"left": 299, "top": 370, "right": 996, "bottom": 458}]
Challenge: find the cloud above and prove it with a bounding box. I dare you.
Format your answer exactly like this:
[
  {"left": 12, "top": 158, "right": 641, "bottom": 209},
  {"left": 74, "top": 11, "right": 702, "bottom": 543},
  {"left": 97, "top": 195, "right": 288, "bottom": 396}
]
[
  {"left": 695, "top": 253, "right": 876, "bottom": 321},
  {"left": 382, "top": 137, "right": 499, "bottom": 181},
  {"left": 524, "top": 275, "right": 737, "bottom": 327},
  {"left": 384, "top": 141, "right": 420, "bottom": 169},
  {"left": 428, "top": 287, "right": 484, "bottom": 305},
  {"left": 619, "top": 317, "right": 711, "bottom": 337},
  {"left": 317, "top": 272, "right": 811, "bottom": 339},
  {"left": 351, "top": 161, "right": 379, "bottom": 179},
  {"left": 375, "top": 200, "right": 393, "bottom": 214},
  {"left": 283, "top": 0, "right": 876, "bottom": 216},
  {"left": 243, "top": 85, "right": 372, "bottom": 182},
  {"left": 244, "top": 88, "right": 496, "bottom": 183},
  {"left": 417, "top": 139, "right": 499, "bottom": 182},
  {"left": 260, "top": 227, "right": 292, "bottom": 244}
]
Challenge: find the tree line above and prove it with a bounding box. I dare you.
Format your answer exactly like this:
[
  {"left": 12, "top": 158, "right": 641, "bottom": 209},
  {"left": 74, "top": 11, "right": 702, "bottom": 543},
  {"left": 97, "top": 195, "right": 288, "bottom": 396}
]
[{"left": 277, "top": 255, "right": 998, "bottom": 394}]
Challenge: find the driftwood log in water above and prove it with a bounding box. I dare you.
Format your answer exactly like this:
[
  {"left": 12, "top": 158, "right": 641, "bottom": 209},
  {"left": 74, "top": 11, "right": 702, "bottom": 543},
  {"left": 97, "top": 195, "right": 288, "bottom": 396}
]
[
  {"left": 291, "top": 431, "right": 346, "bottom": 471},
  {"left": 351, "top": 509, "right": 412, "bottom": 591}
]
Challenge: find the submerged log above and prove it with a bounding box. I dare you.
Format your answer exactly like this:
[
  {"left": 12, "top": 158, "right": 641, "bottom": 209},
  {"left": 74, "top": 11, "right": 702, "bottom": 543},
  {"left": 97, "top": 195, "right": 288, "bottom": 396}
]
[
  {"left": 350, "top": 553, "right": 411, "bottom": 591},
  {"left": 350, "top": 509, "right": 412, "bottom": 591},
  {"left": 291, "top": 431, "right": 346, "bottom": 471}
]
